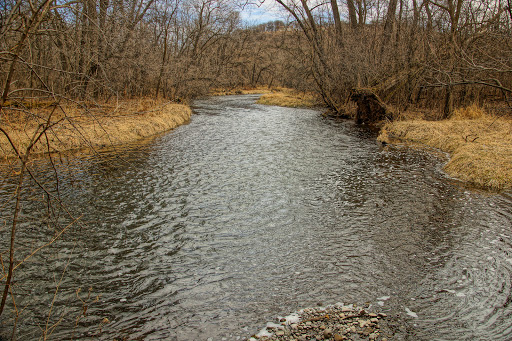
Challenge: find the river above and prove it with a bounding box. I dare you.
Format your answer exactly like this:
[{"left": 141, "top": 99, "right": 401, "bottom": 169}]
[{"left": 1, "top": 95, "right": 512, "bottom": 340}]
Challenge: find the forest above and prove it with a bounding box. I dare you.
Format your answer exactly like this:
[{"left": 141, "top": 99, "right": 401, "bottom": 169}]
[
  {"left": 1, "top": 0, "right": 511, "bottom": 113},
  {"left": 2, "top": 0, "right": 509, "bottom": 183}
]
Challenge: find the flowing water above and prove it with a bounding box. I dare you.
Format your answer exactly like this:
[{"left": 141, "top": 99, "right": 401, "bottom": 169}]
[{"left": 1, "top": 95, "right": 512, "bottom": 340}]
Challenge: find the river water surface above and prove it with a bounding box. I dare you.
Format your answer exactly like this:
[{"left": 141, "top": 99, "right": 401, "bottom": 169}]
[{"left": 2, "top": 95, "right": 512, "bottom": 340}]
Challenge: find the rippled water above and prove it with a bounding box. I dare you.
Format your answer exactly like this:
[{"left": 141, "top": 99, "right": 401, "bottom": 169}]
[{"left": 1, "top": 95, "right": 512, "bottom": 340}]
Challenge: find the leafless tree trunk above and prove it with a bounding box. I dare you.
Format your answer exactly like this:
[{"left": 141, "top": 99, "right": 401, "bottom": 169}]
[
  {"left": 383, "top": 0, "right": 398, "bottom": 45},
  {"left": 347, "top": 0, "right": 358, "bottom": 28}
]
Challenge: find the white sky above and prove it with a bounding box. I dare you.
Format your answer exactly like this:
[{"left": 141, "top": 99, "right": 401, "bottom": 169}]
[{"left": 239, "top": 0, "right": 288, "bottom": 24}]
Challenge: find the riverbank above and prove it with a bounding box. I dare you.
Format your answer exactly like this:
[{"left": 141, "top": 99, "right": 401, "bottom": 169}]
[
  {"left": 257, "top": 88, "right": 322, "bottom": 108},
  {"left": 210, "top": 86, "right": 271, "bottom": 96},
  {"left": 378, "top": 105, "right": 512, "bottom": 191},
  {"left": 210, "top": 86, "right": 321, "bottom": 108},
  {"left": 0, "top": 98, "right": 192, "bottom": 159}
]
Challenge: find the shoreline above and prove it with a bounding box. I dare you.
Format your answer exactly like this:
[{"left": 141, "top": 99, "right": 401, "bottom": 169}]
[
  {"left": 378, "top": 113, "right": 512, "bottom": 191},
  {"left": 256, "top": 89, "right": 321, "bottom": 108},
  {"left": 0, "top": 99, "right": 192, "bottom": 159},
  {"left": 255, "top": 92, "right": 510, "bottom": 191},
  {"left": 210, "top": 86, "right": 321, "bottom": 108},
  {"left": 2, "top": 94, "right": 509, "bottom": 192}
]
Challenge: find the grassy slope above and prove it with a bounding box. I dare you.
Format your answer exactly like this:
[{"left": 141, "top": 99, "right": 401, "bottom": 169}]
[
  {"left": 0, "top": 98, "right": 192, "bottom": 158},
  {"left": 210, "top": 86, "right": 271, "bottom": 96},
  {"left": 378, "top": 105, "right": 512, "bottom": 190},
  {"left": 256, "top": 89, "right": 321, "bottom": 108}
]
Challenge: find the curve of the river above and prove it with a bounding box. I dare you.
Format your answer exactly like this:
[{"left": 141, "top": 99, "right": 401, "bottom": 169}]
[{"left": 1, "top": 95, "right": 512, "bottom": 340}]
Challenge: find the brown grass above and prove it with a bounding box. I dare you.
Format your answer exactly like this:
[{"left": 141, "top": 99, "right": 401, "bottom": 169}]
[
  {"left": 210, "top": 86, "right": 271, "bottom": 96},
  {"left": 257, "top": 88, "right": 322, "bottom": 108},
  {"left": 378, "top": 105, "right": 512, "bottom": 190},
  {"left": 0, "top": 98, "right": 192, "bottom": 158}
]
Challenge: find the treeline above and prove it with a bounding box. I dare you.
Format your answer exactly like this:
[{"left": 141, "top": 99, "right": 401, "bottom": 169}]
[
  {"left": 1, "top": 0, "right": 511, "bottom": 117},
  {"left": 271, "top": 0, "right": 512, "bottom": 118},
  {"left": 0, "top": 0, "right": 290, "bottom": 105}
]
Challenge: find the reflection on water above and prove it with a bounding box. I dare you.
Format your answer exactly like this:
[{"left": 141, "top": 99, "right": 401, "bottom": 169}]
[{"left": 0, "top": 95, "right": 511, "bottom": 340}]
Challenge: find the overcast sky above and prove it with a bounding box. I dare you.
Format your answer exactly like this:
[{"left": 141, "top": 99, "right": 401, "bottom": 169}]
[{"left": 239, "top": 0, "right": 288, "bottom": 24}]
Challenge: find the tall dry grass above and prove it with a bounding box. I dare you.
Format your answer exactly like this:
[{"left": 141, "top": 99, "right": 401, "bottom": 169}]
[
  {"left": 0, "top": 98, "right": 192, "bottom": 158},
  {"left": 378, "top": 105, "right": 512, "bottom": 190},
  {"left": 257, "top": 88, "right": 322, "bottom": 108},
  {"left": 210, "top": 86, "right": 271, "bottom": 96}
]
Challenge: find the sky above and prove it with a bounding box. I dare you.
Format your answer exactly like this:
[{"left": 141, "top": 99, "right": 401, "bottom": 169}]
[{"left": 238, "top": 0, "right": 288, "bottom": 25}]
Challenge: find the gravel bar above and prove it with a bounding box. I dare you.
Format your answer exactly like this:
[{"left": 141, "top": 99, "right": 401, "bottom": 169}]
[{"left": 250, "top": 304, "right": 413, "bottom": 341}]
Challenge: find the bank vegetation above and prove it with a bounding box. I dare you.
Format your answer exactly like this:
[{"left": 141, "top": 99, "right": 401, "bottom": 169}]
[
  {"left": 379, "top": 105, "right": 512, "bottom": 190},
  {"left": 0, "top": 98, "right": 191, "bottom": 158},
  {"left": 257, "top": 88, "right": 322, "bottom": 108}
]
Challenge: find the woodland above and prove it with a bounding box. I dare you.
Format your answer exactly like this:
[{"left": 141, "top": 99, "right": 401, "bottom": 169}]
[{"left": 1, "top": 0, "right": 511, "bottom": 116}]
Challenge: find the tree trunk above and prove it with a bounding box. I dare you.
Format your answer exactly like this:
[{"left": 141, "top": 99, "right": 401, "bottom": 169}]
[
  {"left": 443, "top": 86, "right": 454, "bottom": 118},
  {"left": 330, "top": 0, "right": 343, "bottom": 40},
  {"left": 383, "top": 0, "right": 398, "bottom": 44},
  {"left": 155, "top": 26, "right": 169, "bottom": 98},
  {"left": 347, "top": 0, "right": 358, "bottom": 29}
]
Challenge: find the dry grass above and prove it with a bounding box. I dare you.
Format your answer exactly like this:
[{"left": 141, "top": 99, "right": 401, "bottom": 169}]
[
  {"left": 210, "top": 86, "right": 271, "bottom": 96},
  {"left": 257, "top": 88, "right": 322, "bottom": 108},
  {"left": 0, "top": 98, "right": 192, "bottom": 158},
  {"left": 378, "top": 105, "right": 512, "bottom": 190}
]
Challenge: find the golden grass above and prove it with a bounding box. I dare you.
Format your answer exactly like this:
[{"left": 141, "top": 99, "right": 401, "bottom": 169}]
[
  {"left": 256, "top": 88, "right": 322, "bottom": 108},
  {"left": 0, "top": 98, "right": 192, "bottom": 158},
  {"left": 210, "top": 86, "right": 271, "bottom": 96},
  {"left": 378, "top": 105, "right": 512, "bottom": 190}
]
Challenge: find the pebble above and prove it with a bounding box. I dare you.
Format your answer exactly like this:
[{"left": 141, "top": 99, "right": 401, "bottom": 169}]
[
  {"left": 249, "top": 303, "right": 405, "bottom": 341},
  {"left": 323, "top": 328, "right": 333, "bottom": 338}
]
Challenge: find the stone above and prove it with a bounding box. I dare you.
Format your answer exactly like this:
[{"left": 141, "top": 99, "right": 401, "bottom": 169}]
[
  {"left": 363, "top": 327, "right": 373, "bottom": 335},
  {"left": 334, "top": 334, "right": 345, "bottom": 341},
  {"left": 323, "top": 328, "right": 333, "bottom": 338},
  {"left": 276, "top": 330, "right": 285, "bottom": 336},
  {"left": 359, "top": 320, "right": 369, "bottom": 328}
]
